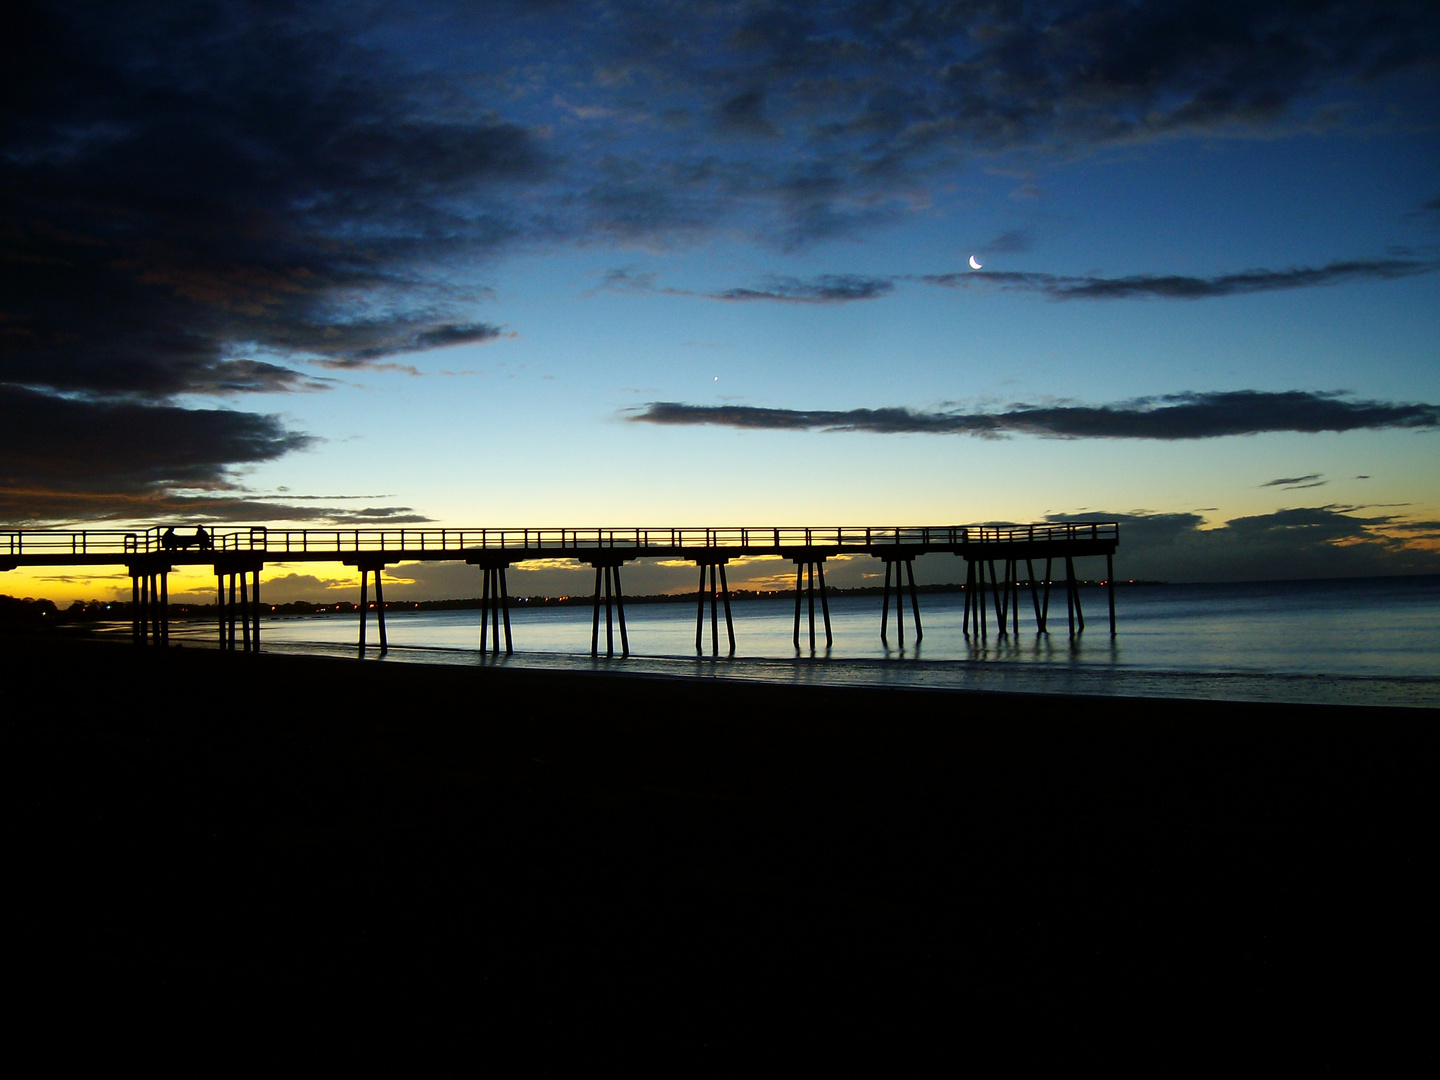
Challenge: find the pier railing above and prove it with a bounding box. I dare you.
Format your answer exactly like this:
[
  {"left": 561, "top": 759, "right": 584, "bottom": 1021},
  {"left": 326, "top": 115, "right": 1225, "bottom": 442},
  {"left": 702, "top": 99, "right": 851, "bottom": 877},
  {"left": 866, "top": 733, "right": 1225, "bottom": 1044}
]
[{"left": 3, "top": 521, "right": 1118, "bottom": 558}]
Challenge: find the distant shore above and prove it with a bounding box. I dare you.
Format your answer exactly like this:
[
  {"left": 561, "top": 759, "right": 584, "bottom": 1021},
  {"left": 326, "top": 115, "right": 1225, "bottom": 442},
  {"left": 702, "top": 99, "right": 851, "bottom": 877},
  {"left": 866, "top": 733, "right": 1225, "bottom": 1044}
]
[{"left": 9, "top": 634, "right": 1433, "bottom": 1064}]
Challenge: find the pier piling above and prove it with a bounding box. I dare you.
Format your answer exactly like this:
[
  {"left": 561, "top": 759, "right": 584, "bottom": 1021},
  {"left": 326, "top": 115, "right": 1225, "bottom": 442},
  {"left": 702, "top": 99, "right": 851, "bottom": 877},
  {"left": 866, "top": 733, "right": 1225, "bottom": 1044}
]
[{"left": 791, "top": 555, "right": 832, "bottom": 650}]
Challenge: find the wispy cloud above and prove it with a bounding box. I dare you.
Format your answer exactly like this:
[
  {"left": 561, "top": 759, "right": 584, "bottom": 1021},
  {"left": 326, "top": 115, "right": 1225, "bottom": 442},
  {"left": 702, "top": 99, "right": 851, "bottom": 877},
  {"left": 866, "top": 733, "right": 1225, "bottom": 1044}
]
[
  {"left": 1262, "top": 474, "right": 1322, "bottom": 487},
  {"left": 606, "top": 254, "right": 1438, "bottom": 310},
  {"left": 629, "top": 391, "right": 1440, "bottom": 440},
  {"left": 1261, "top": 474, "right": 1329, "bottom": 489},
  {"left": 712, "top": 275, "right": 894, "bottom": 303},
  {"left": 600, "top": 269, "right": 892, "bottom": 304},
  {"left": 918, "top": 258, "right": 1440, "bottom": 300}
]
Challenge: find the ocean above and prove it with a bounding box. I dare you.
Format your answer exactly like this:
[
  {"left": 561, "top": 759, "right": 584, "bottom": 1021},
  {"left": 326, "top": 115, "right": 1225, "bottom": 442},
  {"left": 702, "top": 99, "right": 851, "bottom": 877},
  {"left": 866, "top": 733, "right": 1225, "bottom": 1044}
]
[{"left": 166, "top": 576, "right": 1440, "bottom": 708}]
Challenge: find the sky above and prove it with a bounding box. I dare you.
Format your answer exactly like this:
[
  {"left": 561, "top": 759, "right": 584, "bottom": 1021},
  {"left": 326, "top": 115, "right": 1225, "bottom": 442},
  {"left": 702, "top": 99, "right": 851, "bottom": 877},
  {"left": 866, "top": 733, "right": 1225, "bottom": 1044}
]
[{"left": 3, "top": 0, "right": 1439, "bottom": 604}]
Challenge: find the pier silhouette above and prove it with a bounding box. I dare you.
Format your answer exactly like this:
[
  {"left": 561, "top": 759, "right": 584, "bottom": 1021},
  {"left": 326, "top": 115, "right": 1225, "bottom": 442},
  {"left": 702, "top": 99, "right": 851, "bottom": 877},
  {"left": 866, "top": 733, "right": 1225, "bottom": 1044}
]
[{"left": 2, "top": 522, "right": 1119, "bottom": 655}]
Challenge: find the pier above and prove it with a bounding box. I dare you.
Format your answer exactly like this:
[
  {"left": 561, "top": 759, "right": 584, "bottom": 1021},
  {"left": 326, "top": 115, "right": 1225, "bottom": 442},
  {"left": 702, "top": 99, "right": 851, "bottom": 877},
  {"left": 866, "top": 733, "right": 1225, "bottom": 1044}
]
[{"left": 2, "top": 521, "right": 1118, "bottom": 655}]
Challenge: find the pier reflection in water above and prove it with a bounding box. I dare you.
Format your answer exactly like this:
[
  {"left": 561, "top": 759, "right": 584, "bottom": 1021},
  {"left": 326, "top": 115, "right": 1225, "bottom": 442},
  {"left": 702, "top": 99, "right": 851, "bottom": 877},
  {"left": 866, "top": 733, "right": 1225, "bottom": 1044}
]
[{"left": 218, "top": 579, "right": 1440, "bottom": 710}]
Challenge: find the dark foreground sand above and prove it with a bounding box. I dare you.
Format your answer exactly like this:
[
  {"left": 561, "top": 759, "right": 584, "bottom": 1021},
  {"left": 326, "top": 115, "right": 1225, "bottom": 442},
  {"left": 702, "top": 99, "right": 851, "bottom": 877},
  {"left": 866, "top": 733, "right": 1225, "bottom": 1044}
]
[{"left": 7, "top": 635, "right": 1434, "bottom": 1068}]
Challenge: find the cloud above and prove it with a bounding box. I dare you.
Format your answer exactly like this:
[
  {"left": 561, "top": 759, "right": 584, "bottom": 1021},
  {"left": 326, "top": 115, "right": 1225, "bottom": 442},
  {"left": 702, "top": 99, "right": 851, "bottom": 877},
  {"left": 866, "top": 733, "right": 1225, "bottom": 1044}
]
[
  {"left": 629, "top": 391, "right": 1440, "bottom": 440},
  {"left": 1052, "top": 507, "right": 1440, "bottom": 582},
  {"left": 600, "top": 269, "right": 893, "bottom": 304},
  {"left": 3, "top": 4, "right": 539, "bottom": 401},
  {"left": 0, "top": 383, "right": 307, "bottom": 504},
  {"left": 1261, "top": 474, "right": 1328, "bottom": 489},
  {"left": 596, "top": 0, "right": 1440, "bottom": 242},
  {"left": 3, "top": 1, "right": 544, "bottom": 515},
  {"left": 609, "top": 253, "right": 1434, "bottom": 311},
  {"left": 707, "top": 274, "right": 894, "bottom": 304},
  {"left": 919, "top": 257, "right": 1440, "bottom": 300},
  {"left": 0, "top": 383, "right": 431, "bottom": 525}
]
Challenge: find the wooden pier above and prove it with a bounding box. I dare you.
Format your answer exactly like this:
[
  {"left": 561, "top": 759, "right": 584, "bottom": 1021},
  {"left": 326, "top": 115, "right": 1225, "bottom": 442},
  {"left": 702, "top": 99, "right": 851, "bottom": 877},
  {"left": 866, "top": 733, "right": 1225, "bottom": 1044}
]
[{"left": 2, "top": 522, "right": 1119, "bottom": 655}]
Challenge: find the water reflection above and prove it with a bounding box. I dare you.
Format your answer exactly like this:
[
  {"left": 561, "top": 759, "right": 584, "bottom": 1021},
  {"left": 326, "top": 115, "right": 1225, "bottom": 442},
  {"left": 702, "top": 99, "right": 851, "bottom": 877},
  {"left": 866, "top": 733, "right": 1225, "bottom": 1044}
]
[{"left": 165, "top": 579, "right": 1440, "bottom": 708}]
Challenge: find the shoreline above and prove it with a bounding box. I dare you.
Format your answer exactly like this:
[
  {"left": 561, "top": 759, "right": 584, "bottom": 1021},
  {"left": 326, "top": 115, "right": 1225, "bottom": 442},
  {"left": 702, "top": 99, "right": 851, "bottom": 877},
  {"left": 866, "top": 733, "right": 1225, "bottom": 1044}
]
[{"left": 9, "top": 635, "right": 1434, "bottom": 1064}]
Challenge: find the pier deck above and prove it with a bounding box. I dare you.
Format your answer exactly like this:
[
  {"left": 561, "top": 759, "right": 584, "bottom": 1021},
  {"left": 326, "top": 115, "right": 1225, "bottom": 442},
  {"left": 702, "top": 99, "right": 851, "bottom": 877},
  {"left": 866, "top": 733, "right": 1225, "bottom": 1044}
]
[{"left": 2, "top": 521, "right": 1118, "bottom": 655}]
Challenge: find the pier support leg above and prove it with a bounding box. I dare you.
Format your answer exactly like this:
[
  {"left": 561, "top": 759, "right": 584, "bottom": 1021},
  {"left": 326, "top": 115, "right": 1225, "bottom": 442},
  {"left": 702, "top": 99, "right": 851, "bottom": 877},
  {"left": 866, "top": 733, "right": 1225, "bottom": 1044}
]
[
  {"left": 160, "top": 570, "right": 169, "bottom": 646},
  {"left": 1027, "top": 559, "right": 1044, "bottom": 634},
  {"left": 691, "top": 560, "right": 731, "bottom": 656},
  {"left": 817, "top": 562, "right": 832, "bottom": 648},
  {"left": 906, "top": 559, "right": 923, "bottom": 645},
  {"left": 1065, "top": 556, "right": 1075, "bottom": 638},
  {"left": 697, "top": 564, "right": 708, "bottom": 654},
  {"left": 880, "top": 560, "right": 891, "bottom": 645},
  {"left": 978, "top": 558, "right": 987, "bottom": 639},
  {"left": 479, "top": 564, "right": 513, "bottom": 656},
  {"left": 605, "top": 563, "right": 615, "bottom": 657},
  {"left": 373, "top": 569, "right": 386, "bottom": 652},
  {"left": 132, "top": 573, "right": 141, "bottom": 645},
  {"left": 719, "top": 564, "right": 734, "bottom": 655},
  {"left": 792, "top": 558, "right": 830, "bottom": 651},
  {"left": 893, "top": 563, "right": 904, "bottom": 648},
  {"left": 500, "top": 566, "right": 514, "bottom": 655},
  {"left": 481, "top": 565, "right": 492, "bottom": 653},
  {"left": 591, "top": 566, "right": 602, "bottom": 657},
  {"left": 476, "top": 564, "right": 513, "bottom": 655},
  {"left": 240, "top": 571, "right": 250, "bottom": 652},
  {"left": 612, "top": 565, "right": 627, "bottom": 657},
  {"left": 807, "top": 562, "right": 817, "bottom": 650},
  {"left": 710, "top": 564, "right": 719, "bottom": 656},
  {"left": 990, "top": 560, "right": 1007, "bottom": 638},
  {"left": 228, "top": 573, "right": 237, "bottom": 650},
  {"left": 1042, "top": 557, "right": 1052, "bottom": 634},
  {"left": 490, "top": 570, "right": 501, "bottom": 655},
  {"left": 1107, "top": 554, "right": 1116, "bottom": 637},
  {"left": 962, "top": 560, "right": 973, "bottom": 636},
  {"left": 1010, "top": 559, "right": 1018, "bottom": 638},
  {"left": 589, "top": 562, "right": 625, "bottom": 658},
  {"left": 216, "top": 574, "right": 224, "bottom": 649},
  {"left": 358, "top": 568, "right": 368, "bottom": 651},
  {"left": 488, "top": 568, "right": 499, "bottom": 654},
  {"left": 792, "top": 563, "right": 804, "bottom": 650}
]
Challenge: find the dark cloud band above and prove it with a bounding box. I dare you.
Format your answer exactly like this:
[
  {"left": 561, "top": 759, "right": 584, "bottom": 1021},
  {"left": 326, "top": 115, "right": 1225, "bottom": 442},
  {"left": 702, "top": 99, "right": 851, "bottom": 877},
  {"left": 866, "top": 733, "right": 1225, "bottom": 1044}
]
[
  {"left": 607, "top": 255, "right": 1438, "bottom": 309},
  {"left": 712, "top": 275, "right": 894, "bottom": 304},
  {"left": 600, "top": 269, "right": 892, "bottom": 304},
  {"left": 630, "top": 392, "right": 1440, "bottom": 440},
  {"left": 919, "top": 258, "right": 1440, "bottom": 300},
  {"left": 0, "top": 385, "right": 310, "bottom": 524}
]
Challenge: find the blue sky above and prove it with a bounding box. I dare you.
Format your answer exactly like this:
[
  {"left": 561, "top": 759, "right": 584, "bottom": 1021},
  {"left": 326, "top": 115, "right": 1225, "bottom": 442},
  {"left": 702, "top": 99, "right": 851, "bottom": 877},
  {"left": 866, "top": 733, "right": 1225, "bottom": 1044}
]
[{"left": 3, "top": 1, "right": 1438, "bottom": 601}]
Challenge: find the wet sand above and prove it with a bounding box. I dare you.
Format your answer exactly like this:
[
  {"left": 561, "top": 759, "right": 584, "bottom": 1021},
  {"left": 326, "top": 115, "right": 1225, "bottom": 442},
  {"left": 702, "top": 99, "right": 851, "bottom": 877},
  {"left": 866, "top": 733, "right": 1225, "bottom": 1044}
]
[{"left": 8, "top": 636, "right": 1433, "bottom": 1067}]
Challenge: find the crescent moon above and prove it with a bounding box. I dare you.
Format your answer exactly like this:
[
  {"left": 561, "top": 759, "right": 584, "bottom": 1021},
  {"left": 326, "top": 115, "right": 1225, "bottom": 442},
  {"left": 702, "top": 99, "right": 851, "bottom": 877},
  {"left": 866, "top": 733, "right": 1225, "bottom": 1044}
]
[{"left": 969, "top": 255, "right": 983, "bottom": 270}]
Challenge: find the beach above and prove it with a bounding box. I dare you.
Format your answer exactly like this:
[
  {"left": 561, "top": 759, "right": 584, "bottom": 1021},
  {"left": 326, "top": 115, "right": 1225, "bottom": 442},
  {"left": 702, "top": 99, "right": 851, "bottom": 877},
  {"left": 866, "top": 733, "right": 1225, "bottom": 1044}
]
[{"left": 9, "top": 635, "right": 1434, "bottom": 1067}]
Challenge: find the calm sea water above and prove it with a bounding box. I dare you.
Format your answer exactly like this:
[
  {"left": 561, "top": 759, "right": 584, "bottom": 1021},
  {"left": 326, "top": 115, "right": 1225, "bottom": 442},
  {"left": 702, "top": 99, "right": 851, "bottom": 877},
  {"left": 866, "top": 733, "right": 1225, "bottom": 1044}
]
[{"left": 168, "top": 577, "right": 1440, "bottom": 708}]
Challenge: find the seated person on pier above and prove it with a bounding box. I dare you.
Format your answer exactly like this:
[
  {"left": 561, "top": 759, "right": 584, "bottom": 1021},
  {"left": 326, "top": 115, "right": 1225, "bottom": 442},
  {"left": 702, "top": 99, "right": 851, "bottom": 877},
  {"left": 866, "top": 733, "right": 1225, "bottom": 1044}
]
[{"left": 161, "top": 526, "right": 214, "bottom": 552}]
